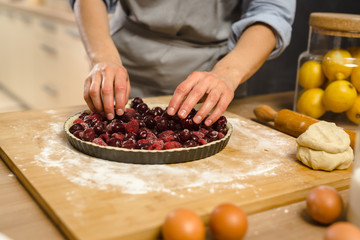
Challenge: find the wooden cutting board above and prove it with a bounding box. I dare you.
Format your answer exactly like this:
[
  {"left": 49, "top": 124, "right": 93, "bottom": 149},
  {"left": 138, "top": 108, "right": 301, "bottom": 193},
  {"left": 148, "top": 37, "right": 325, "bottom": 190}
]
[{"left": 0, "top": 103, "right": 352, "bottom": 240}]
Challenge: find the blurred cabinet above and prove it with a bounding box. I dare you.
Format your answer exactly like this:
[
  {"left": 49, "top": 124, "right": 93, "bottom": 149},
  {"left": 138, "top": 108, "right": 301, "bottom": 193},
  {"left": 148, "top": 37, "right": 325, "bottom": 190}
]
[{"left": 0, "top": 6, "right": 90, "bottom": 109}]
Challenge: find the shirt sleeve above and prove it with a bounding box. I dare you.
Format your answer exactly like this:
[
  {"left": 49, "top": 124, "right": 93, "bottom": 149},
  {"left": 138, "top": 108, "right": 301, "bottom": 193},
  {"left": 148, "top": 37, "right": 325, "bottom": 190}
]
[
  {"left": 229, "top": 0, "right": 296, "bottom": 60},
  {"left": 69, "top": 0, "right": 118, "bottom": 13}
]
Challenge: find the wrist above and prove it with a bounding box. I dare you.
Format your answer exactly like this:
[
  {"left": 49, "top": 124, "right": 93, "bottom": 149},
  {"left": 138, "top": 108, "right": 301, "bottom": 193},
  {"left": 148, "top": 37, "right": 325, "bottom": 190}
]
[{"left": 211, "top": 61, "right": 247, "bottom": 91}]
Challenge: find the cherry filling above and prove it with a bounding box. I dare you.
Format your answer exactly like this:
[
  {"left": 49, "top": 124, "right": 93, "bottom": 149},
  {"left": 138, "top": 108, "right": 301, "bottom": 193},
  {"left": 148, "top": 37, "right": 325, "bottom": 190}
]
[{"left": 68, "top": 97, "right": 228, "bottom": 150}]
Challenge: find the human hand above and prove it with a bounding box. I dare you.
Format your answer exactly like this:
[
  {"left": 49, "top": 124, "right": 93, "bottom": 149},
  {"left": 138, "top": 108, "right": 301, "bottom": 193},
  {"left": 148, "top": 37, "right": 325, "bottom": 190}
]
[
  {"left": 167, "top": 71, "right": 236, "bottom": 126},
  {"left": 84, "top": 62, "right": 130, "bottom": 120}
]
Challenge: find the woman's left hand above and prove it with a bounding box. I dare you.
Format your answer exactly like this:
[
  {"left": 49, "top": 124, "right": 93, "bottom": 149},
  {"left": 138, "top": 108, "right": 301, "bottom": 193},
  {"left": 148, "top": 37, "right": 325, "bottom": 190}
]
[{"left": 166, "top": 71, "right": 236, "bottom": 126}]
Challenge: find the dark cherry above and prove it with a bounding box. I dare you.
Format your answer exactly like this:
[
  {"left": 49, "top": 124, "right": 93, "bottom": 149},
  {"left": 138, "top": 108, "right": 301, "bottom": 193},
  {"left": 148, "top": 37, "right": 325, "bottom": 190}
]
[
  {"left": 144, "top": 115, "right": 156, "bottom": 129},
  {"left": 136, "top": 142, "right": 151, "bottom": 150},
  {"left": 156, "top": 117, "right": 168, "bottom": 132},
  {"left": 125, "top": 132, "right": 137, "bottom": 140},
  {"left": 180, "top": 118, "right": 193, "bottom": 130},
  {"left": 131, "top": 97, "right": 143, "bottom": 109},
  {"left": 218, "top": 127, "right": 228, "bottom": 135},
  {"left": 190, "top": 134, "right": 199, "bottom": 143},
  {"left": 78, "top": 112, "right": 88, "bottom": 120},
  {"left": 168, "top": 120, "right": 176, "bottom": 130},
  {"left": 137, "top": 103, "right": 149, "bottom": 115},
  {"left": 69, "top": 123, "right": 84, "bottom": 134},
  {"left": 183, "top": 140, "right": 198, "bottom": 148},
  {"left": 215, "top": 116, "right": 227, "bottom": 127},
  {"left": 188, "top": 108, "right": 197, "bottom": 118},
  {"left": 134, "top": 113, "right": 142, "bottom": 120},
  {"left": 138, "top": 120, "right": 146, "bottom": 128},
  {"left": 174, "top": 132, "right": 181, "bottom": 142},
  {"left": 152, "top": 107, "right": 164, "bottom": 117},
  {"left": 207, "top": 130, "right": 219, "bottom": 142},
  {"left": 108, "top": 119, "right": 125, "bottom": 134},
  {"left": 84, "top": 119, "right": 95, "bottom": 127},
  {"left": 138, "top": 129, "right": 148, "bottom": 139},
  {"left": 179, "top": 129, "right": 191, "bottom": 142},
  {"left": 93, "top": 122, "right": 105, "bottom": 135}
]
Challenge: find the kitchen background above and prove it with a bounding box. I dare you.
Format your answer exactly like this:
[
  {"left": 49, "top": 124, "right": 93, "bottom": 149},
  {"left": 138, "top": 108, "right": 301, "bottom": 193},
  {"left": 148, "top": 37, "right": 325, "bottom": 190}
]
[{"left": 0, "top": 0, "right": 360, "bottom": 114}]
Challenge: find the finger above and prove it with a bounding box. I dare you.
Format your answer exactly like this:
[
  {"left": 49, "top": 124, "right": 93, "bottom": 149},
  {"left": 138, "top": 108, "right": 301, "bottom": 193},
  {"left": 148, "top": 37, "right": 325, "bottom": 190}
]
[
  {"left": 193, "top": 88, "right": 222, "bottom": 124},
  {"left": 84, "top": 77, "right": 97, "bottom": 113},
  {"left": 101, "top": 66, "right": 116, "bottom": 120},
  {"left": 177, "top": 75, "right": 214, "bottom": 120},
  {"left": 88, "top": 69, "right": 104, "bottom": 113},
  {"left": 167, "top": 71, "right": 202, "bottom": 117},
  {"left": 203, "top": 92, "right": 233, "bottom": 126},
  {"left": 114, "top": 67, "right": 129, "bottom": 116}
]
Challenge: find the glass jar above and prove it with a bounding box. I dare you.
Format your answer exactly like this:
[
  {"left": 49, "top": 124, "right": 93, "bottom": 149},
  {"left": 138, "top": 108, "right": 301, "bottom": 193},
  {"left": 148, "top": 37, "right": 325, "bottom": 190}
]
[
  {"left": 294, "top": 12, "right": 360, "bottom": 130},
  {"left": 348, "top": 131, "right": 360, "bottom": 227}
]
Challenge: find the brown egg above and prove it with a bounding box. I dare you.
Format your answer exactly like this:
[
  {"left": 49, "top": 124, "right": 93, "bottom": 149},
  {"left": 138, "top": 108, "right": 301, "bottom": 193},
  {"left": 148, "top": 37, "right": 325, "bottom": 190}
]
[
  {"left": 209, "top": 203, "right": 248, "bottom": 240},
  {"left": 306, "top": 185, "right": 343, "bottom": 224},
  {"left": 324, "top": 222, "right": 360, "bottom": 240},
  {"left": 162, "top": 208, "right": 205, "bottom": 240}
]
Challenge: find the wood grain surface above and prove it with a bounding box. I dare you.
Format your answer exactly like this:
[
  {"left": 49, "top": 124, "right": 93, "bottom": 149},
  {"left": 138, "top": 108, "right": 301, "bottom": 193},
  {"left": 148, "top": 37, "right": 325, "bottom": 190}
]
[{"left": 0, "top": 101, "right": 352, "bottom": 240}]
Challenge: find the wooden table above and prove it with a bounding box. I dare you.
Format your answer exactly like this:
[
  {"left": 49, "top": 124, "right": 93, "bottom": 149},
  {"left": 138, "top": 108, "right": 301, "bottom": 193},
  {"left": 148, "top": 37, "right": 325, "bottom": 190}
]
[{"left": 0, "top": 91, "right": 350, "bottom": 240}]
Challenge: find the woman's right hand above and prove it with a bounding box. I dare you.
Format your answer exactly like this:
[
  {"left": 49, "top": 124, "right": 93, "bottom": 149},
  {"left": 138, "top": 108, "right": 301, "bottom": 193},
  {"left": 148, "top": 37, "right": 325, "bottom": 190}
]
[{"left": 84, "top": 62, "right": 131, "bottom": 120}]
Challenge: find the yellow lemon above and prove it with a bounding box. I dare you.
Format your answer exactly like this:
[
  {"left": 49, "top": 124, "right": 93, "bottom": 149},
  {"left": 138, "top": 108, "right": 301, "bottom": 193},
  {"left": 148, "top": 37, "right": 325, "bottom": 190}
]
[
  {"left": 322, "top": 48, "right": 353, "bottom": 81},
  {"left": 323, "top": 80, "right": 357, "bottom": 113},
  {"left": 298, "top": 60, "right": 326, "bottom": 89},
  {"left": 297, "top": 88, "right": 326, "bottom": 119},
  {"left": 346, "top": 95, "right": 360, "bottom": 125},
  {"left": 351, "top": 66, "right": 360, "bottom": 92}
]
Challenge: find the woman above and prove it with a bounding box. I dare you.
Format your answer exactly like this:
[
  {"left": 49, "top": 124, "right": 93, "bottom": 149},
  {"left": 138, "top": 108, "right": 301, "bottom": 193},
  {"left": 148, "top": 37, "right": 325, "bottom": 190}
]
[{"left": 71, "top": 0, "right": 295, "bottom": 125}]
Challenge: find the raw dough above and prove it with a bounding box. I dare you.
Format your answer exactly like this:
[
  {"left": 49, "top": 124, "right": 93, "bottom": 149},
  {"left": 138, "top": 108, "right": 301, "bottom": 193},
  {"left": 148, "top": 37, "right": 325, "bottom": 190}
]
[
  {"left": 297, "top": 121, "right": 350, "bottom": 154},
  {"left": 296, "top": 146, "right": 353, "bottom": 171}
]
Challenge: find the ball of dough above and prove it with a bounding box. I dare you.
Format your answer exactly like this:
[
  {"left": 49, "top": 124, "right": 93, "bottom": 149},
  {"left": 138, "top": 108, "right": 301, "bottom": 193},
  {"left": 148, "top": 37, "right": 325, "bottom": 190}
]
[
  {"left": 296, "top": 146, "right": 353, "bottom": 171},
  {"left": 297, "top": 121, "right": 350, "bottom": 153}
]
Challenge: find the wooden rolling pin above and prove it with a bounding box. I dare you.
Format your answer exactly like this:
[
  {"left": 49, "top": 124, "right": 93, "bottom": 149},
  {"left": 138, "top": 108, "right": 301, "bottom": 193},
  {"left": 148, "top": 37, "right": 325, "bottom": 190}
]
[{"left": 253, "top": 105, "right": 356, "bottom": 149}]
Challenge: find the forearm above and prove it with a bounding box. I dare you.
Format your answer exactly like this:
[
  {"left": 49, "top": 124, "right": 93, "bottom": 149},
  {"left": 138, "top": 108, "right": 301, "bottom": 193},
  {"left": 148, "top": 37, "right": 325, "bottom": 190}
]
[
  {"left": 212, "top": 23, "right": 276, "bottom": 90},
  {"left": 74, "top": 0, "right": 121, "bottom": 66}
]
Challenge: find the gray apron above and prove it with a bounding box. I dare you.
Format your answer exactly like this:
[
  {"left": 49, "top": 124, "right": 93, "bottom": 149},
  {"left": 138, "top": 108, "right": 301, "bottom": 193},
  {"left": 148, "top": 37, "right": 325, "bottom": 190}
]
[{"left": 111, "top": 0, "right": 246, "bottom": 98}]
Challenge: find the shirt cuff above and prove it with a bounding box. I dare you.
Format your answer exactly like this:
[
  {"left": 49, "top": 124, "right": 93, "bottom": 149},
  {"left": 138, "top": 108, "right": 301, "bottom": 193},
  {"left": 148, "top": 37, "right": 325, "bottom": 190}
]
[{"left": 69, "top": 0, "right": 117, "bottom": 13}]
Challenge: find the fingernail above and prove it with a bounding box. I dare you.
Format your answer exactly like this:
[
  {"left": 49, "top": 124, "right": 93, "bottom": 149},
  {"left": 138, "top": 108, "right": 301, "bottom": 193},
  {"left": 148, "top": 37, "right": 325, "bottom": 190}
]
[
  {"left": 107, "top": 113, "right": 114, "bottom": 120},
  {"left": 194, "top": 115, "right": 202, "bottom": 124},
  {"left": 167, "top": 107, "right": 175, "bottom": 115},
  {"left": 116, "top": 108, "right": 124, "bottom": 116},
  {"left": 179, "top": 110, "right": 187, "bottom": 118},
  {"left": 205, "top": 119, "right": 212, "bottom": 126}
]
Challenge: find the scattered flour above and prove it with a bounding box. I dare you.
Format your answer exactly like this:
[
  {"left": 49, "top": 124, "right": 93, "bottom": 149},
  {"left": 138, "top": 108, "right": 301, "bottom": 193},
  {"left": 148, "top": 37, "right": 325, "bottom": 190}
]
[{"left": 31, "top": 117, "right": 295, "bottom": 196}]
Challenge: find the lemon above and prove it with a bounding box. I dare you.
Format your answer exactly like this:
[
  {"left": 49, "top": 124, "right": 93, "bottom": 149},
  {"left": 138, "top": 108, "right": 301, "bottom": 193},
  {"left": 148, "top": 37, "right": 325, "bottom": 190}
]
[
  {"left": 346, "top": 95, "right": 360, "bottom": 124},
  {"left": 298, "top": 60, "right": 326, "bottom": 89},
  {"left": 322, "top": 48, "right": 353, "bottom": 81},
  {"left": 351, "top": 66, "right": 360, "bottom": 92},
  {"left": 323, "top": 80, "right": 357, "bottom": 113},
  {"left": 297, "top": 88, "right": 326, "bottom": 119}
]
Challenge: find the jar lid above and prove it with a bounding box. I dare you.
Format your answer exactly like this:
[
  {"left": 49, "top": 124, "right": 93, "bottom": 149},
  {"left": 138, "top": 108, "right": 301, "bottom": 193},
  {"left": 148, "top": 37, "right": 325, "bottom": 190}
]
[{"left": 309, "top": 12, "right": 360, "bottom": 38}]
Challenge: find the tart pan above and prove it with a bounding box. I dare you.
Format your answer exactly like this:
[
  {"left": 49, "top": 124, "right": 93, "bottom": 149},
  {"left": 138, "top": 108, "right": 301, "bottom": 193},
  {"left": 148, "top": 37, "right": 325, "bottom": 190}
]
[{"left": 64, "top": 111, "right": 232, "bottom": 164}]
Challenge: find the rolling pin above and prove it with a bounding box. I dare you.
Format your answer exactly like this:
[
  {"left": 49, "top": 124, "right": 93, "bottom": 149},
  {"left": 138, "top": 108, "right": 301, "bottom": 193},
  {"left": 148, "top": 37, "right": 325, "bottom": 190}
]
[{"left": 253, "top": 105, "right": 356, "bottom": 149}]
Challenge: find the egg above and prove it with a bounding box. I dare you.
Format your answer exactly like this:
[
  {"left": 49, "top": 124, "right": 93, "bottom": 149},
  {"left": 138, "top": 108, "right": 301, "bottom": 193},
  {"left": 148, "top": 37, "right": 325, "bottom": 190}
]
[
  {"left": 324, "top": 222, "right": 360, "bottom": 240},
  {"left": 209, "top": 203, "right": 248, "bottom": 240},
  {"left": 162, "top": 208, "right": 205, "bottom": 240},
  {"left": 306, "top": 185, "right": 343, "bottom": 224}
]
